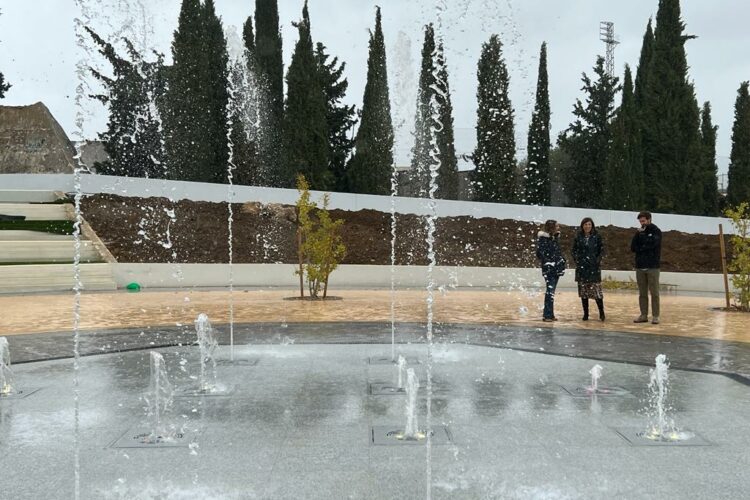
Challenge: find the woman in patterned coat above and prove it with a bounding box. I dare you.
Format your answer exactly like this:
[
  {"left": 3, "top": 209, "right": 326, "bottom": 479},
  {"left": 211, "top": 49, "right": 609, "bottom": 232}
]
[{"left": 571, "top": 217, "right": 605, "bottom": 321}]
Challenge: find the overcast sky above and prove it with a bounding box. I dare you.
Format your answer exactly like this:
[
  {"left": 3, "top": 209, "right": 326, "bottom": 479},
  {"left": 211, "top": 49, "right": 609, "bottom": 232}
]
[{"left": 1, "top": 0, "right": 747, "bottom": 176}]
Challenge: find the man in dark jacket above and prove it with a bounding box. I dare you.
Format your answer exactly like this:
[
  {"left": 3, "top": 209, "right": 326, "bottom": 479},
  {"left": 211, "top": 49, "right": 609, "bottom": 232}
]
[{"left": 631, "top": 211, "right": 662, "bottom": 324}]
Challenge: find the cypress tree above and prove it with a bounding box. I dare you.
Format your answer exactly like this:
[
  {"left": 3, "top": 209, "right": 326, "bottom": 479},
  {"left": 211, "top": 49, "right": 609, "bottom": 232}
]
[
  {"left": 347, "top": 7, "right": 394, "bottom": 195},
  {"left": 255, "top": 0, "right": 284, "bottom": 186},
  {"left": 282, "top": 1, "right": 330, "bottom": 190},
  {"left": 558, "top": 56, "right": 620, "bottom": 209},
  {"left": 727, "top": 82, "right": 750, "bottom": 206},
  {"left": 434, "top": 42, "right": 459, "bottom": 200},
  {"left": 641, "top": 0, "right": 703, "bottom": 214},
  {"left": 605, "top": 65, "right": 643, "bottom": 210},
  {"left": 202, "top": 0, "right": 230, "bottom": 183},
  {"left": 86, "top": 28, "right": 166, "bottom": 178},
  {"left": 0, "top": 11, "right": 9, "bottom": 99},
  {"left": 523, "top": 42, "right": 550, "bottom": 205},
  {"left": 229, "top": 16, "right": 261, "bottom": 186},
  {"left": 699, "top": 101, "right": 719, "bottom": 215},
  {"left": 315, "top": 43, "right": 356, "bottom": 193},
  {"left": 408, "top": 24, "right": 437, "bottom": 198},
  {"left": 472, "top": 34, "right": 516, "bottom": 203},
  {"left": 634, "top": 19, "right": 654, "bottom": 108},
  {"left": 162, "top": 0, "right": 210, "bottom": 182},
  {"left": 0, "top": 70, "right": 8, "bottom": 99}
]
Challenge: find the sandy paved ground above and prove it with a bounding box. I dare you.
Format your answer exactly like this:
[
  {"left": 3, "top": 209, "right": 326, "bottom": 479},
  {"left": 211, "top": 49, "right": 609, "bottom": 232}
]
[{"left": 1, "top": 287, "right": 747, "bottom": 343}]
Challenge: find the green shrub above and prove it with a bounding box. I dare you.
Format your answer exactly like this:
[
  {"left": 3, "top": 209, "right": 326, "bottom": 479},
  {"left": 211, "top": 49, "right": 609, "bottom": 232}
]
[
  {"left": 725, "top": 202, "right": 750, "bottom": 311},
  {"left": 294, "top": 175, "right": 347, "bottom": 299}
]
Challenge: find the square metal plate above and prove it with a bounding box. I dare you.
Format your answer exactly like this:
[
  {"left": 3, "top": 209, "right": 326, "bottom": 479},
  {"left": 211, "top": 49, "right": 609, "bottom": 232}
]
[
  {"left": 369, "top": 382, "right": 406, "bottom": 395},
  {"left": 371, "top": 425, "right": 452, "bottom": 445},
  {"left": 111, "top": 426, "right": 201, "bottom": 448},
  {"left": 215, "top": 358, "right": 259, "bottom": 367},
  {"left": 368, "top": 356, "right": 421, "bottom": 365},
  {"left": 560, "top": 385, "right": 632, "bottom": 398},
  {"left": 0, "top": 387, "right": 41, "bottom": 400},
  {"left": 612, "top": 427, "right": 711, "bottom": 446}
]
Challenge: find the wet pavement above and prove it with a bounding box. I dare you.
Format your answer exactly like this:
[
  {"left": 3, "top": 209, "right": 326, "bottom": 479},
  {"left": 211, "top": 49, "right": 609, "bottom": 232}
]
[
  {"left": 1, "top": 343, "right": 748, "bottom": 499},
  {"left": 1, "top": 287, "right": 749, "bottom": 498}
]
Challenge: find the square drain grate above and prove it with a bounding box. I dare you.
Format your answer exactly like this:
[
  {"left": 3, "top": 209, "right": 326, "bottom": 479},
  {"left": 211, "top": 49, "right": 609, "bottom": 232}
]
[
  {"left": 369, "top": 382, "right": 406, "bottom": 395},
  {"left": 215, "top": 358, "right": 259, "bottom": 367},
  {"left": 612, "top": 427, "right": 711, "bottom": 446},
  {"left": 111, "top": 426, "right": 200, "bottom": 448},
  {"left": 368, "top": 356, "right": 420, "bottom": 365},
  {"left": 0, "top": 388, "right": 41, "bottom": 400},
  {"left": 560, "top": 385, "right": 632, "bottom": 398},
  {"left": 371, "top": 425, "right": 452, "bottom": 445}
]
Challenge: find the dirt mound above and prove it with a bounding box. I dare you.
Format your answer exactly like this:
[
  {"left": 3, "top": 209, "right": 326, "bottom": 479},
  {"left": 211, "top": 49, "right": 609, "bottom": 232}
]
[{"left": 81, "top": 194, "right": 727, "bottom": 273}]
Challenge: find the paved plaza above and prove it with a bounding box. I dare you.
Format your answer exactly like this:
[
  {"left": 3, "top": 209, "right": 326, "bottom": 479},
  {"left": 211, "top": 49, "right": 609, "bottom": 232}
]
[{"left": 1, "top": 288, "right": 749, "bottom": 499}]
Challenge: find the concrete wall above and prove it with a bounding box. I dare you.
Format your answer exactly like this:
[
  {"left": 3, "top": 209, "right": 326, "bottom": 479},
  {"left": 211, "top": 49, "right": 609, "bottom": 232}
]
[
  {"left": 0, "top": 173, "right": 735, "bottom": 234},
  {"left": 111, "top": 263, "right": 732, "bottom": 294}
]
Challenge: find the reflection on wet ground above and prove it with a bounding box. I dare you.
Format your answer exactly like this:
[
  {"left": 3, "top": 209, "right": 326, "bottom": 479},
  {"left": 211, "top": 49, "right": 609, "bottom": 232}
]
[{"left": 1, "top": 344, "right": 748, "bottom": 499}]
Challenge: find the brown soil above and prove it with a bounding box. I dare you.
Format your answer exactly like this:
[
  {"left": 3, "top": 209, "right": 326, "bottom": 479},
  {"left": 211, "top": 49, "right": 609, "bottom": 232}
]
[{"left": 80, "top": 194, "right": 729, "bottom": 273}]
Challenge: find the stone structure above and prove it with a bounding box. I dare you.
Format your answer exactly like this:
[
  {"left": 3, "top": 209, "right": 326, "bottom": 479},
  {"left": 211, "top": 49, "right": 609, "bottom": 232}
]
[{"left": 0, "top": 102, "right": 75, "bottom": 173}]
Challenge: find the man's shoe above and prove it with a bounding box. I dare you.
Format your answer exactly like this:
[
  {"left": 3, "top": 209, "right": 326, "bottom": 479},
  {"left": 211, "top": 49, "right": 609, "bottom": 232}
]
[
  {"left": 651, "top": 317, "right": 660, "bottom": 325},
  {"left": 542, "top": 318, "right": 554, "bottom": 322},
  {"left": 633, "top": 316, "right": 648, "bottom": 323}
]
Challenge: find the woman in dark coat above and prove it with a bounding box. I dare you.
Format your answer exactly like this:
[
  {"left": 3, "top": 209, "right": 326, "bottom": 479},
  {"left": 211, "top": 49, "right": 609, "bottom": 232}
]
[
  {"left": 536, "top": 219, "right": 566, "bottom": 322},
  {"left": 571, "top": 217, "right": 605, "bottom": 321}
]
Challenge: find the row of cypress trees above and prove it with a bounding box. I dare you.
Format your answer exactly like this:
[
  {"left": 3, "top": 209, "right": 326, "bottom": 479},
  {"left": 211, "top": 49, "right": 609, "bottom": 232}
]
[{"left": 87, "top": 0, "right": 749, "bottom": 213}]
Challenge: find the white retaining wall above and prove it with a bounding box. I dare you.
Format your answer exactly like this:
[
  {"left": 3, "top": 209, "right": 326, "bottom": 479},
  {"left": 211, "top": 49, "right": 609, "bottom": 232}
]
[
  {"left": 0, "top": 173, "right": 735, "bottom": 234},
  {"left": 111, "top": 263, "right": 731, "bottom": 294}
]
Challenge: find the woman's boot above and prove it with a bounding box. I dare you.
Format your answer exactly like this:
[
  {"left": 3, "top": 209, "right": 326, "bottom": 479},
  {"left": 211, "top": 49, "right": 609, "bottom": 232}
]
[
  {"left": 596, "top": 298, "right": 605, "bottom": 321},
  {"left": 581, "top": 298, "right": 589, "bottom": 321}
]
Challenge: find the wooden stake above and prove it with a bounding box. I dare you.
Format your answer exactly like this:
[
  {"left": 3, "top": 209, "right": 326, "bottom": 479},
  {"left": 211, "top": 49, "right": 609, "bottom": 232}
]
[{"left": 719, "top": 224, "right": 731, "bottom": 309}]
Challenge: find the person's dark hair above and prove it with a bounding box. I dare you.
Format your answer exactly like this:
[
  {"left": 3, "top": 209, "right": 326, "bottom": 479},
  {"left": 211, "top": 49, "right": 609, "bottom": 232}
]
[
  {"left": 543, "top": 219, "right": 558, "bottom": 235},
  {"left": 637, "top": 211, "right": 652, "bottom": 221},
  {"left": 579, "top": 217, "right": 596, "bottom": 233}
]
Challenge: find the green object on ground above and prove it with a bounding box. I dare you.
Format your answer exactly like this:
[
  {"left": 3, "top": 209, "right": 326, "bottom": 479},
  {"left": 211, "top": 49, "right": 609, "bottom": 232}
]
[
  {"left": 126, "top": 282, "right": 141, "bottom": 292},
  {"left": 0, "top": 220, "right": 75, "bottom": 235}
]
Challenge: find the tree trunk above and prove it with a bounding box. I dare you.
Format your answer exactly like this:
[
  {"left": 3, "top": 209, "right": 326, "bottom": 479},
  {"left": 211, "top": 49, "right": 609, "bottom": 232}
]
[{"left": 297, "top": 228, "right": 304, "bottom": 298}]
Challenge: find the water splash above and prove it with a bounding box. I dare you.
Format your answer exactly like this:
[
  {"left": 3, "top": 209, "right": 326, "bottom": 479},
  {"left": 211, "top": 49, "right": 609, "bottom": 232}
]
[
  {"left": 589, "top": 364, "right": 603, "bottom": 393},
  {"left": 424, "top": 1, "right": 449, "bottom": 496},
  {"left": 0, "top": 337, "right": 15, "bottom": 396},
  {"left": 143, "top": 351, "right": 175, "bottom": 441},
  {"left": 404, "top": 368, "right": 420, "bottom": 439},
  {"left": 397, "top": 355, "right": 407, "bottom": 389},
  {"left": 642, "top": 354, "right": 693, "bottom": 441},
  {"left": 195, "top": 314, "right": 218, "bottom": 393}
]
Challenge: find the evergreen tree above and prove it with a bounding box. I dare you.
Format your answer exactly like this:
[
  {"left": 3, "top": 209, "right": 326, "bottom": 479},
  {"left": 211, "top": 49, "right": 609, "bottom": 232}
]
[
  {"left": 0, "top": 10, "right": 9, "bottom": 99},
  {"left": 315, "top": 42, "right": 357, "bottom": 193},
  {"left": 634, "top": 18, "right": 654, "bottom": 108},
  {"left": 347, "top": 7, "right": 394, "bottom": 195},
  {"left": 472, "top": 34, "right": 516, "bottom": 203},
  {"left": 162, "top": 0, "right": 210, "bottom": 181},
  {"left": 0, "top": 73, "right": 8, "bottom": 99},
  {"left": 202, "top": 0, "right": 230, "bottom": 183},
  {"left": 434, "top": 42, "right": 459, "bottom": 200},
  {"left": 408, "top": 24, "right": 437, "bottom": 198},
  {"left": 641, "top": 0, "right": 703, "bottom": 214},
  {"left": 727, "top": 82, "right": 750, "bottom": 206},
  {"left": 699, "top": 101, "right": 719, "bottom": 215},
  {"left": 282, "top": 1, "right": 330, "bottom": 189},
  {"left": 558, "top": 56, "right": 620, "bottom": 209},
  {"left": 523, "top": 42, "right": 550, "bottom": 205},
  {"left": 605, "top": 65, "right": 643, "bottom": 210},
  {"left": 255, "top": 0, "right": 284, "bottom": 185},
  {"left": 86, "top": 28, "right": 165, "bottom": 178},
  {"left": 229, "top": 16, "right": 261, "bottom": 186}
]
